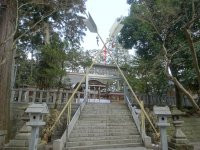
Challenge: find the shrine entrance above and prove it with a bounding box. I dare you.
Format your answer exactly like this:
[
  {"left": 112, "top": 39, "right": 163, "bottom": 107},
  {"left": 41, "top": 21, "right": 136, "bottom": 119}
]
[{"left": 67, "top": 63, "right": 124, "bottom": 103}]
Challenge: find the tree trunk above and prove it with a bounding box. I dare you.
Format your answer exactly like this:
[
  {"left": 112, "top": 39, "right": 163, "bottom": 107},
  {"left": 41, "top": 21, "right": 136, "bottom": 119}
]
[
  {"left": 175, "top": 85, "right": 182, "bottom": 109},
  {"left": 184, "top": 28, "right": 200, "bottom": 87},
  {"left": 0, "top": 0, "right": 17, "bottom": 140},
  {"left": 44, "top": 22, "right": 50, "bottom": 44},
  {"left": 169, "top": 64, "right": 182, "bottom": 109},
  {"left": 162, "top": 44, "right": 199, "bottom": 111}
]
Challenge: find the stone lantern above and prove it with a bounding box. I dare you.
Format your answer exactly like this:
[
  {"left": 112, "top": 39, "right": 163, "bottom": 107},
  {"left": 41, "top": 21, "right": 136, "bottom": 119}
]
[
  {"left": 153, "top": 106, "right": 171, "bottom": 150},
  {"left": 168, "top": 106, "right": 194, "bottom": 150},
  {"left": 25, "top": 103, "right": 49, "bottom": 150}
]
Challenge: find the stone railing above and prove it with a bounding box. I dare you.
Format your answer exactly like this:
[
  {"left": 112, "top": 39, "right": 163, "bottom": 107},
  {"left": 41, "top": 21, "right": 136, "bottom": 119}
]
[
  {"left": 53, "top": 99, "right": 87, "bottom": 150},
  {"left": 11, "top": 88, "right": 99, "bottom": 105},
  {"left": 127, "top": 92, "right": 192, "bottom": 107},
  {"left": 124, "top": 95, "right": 152, "bottom": 148}
]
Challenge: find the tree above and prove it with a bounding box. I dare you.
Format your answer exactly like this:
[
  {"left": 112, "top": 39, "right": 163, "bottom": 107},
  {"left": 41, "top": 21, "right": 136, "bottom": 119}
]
[
  {"left": 0, "top": 0, "right": 17, "bottom": 137},
  {"left": 36, "top": 35, "right": 67, "bottom": 89},
  {"left": 0, "top": 0, "right": 87, "bottom": 139},
  {"left": 119, "top": 0, "right": 200, "bottom": 110}
]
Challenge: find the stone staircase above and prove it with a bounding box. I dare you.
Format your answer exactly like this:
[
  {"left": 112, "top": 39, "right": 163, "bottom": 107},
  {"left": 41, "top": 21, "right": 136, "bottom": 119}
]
[
  {"left": 52, "top": 104, "right": 80, "bottom": 141},
  {"left": 4, "top": 125, "right": 31, "bottom": 150},
  {"left": 65, "top": 103, "right": 143, "bottom": 150}
]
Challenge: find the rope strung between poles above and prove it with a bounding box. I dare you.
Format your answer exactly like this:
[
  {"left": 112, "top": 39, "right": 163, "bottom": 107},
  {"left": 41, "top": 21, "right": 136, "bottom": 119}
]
[
  {"left": 97, "top": 32, "right": 159, "bottom": 137},
  {"left": 49, "top": 44, "right": 107, "bottom": 133}
]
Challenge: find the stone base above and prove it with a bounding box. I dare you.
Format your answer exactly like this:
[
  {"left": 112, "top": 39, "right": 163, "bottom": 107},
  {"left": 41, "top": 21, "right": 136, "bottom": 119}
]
[
  {"left": 171, "top": 137, "right": 188, "bottom": 144},
  {"left": 168, "top": 142, "right": 194, "bottom": 150},
  {"left": 0, "top": 130, "right": 7, "bottom": 148}
]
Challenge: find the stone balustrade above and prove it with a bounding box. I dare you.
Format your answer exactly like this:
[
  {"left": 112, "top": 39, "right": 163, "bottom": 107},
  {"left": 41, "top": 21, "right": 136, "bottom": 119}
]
[{"left": 11, "top": 88, "right": 98, "bottom": 105}]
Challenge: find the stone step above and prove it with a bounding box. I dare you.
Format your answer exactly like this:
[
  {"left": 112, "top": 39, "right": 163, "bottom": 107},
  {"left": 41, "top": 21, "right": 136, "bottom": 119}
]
[
  {"left": 81, "top": 111, "right": 130, "bottom": 114},
  {"left": 70, "top": 131, "right": 139, "bottom": 138},
  {"left": 8, "top": 139, "right": 29, "bottom": 147},
  {"left": 85, "top": 103, "right": 127, "bottom": 106},
  {"left": 77, "top": 120, "right": 134, "bottom": 125},
  {"left": 15, "top": 133, "right": 30, "bottom": 140},
  {"left": 82, "top": 108, "right": 129, "bottom": 111},
  {"left": 20, "top": 126, "right": 31, "bottom": 133},
  {"left": 74, "top": 125, "right": 136, "bottom": 130},
  {"left": 79, "top": 114, "right": 132, "bottom": 118},
  {"left": 76, "top": 122, "right": 135, "bottom": 126},
  {"left": 65, "top": 103, "right": 143, "bottom": 149},
  {"left": 66, "top": 143, "right": 142, "bottom": 150},
  {"left": 68, "top": 135, "right": 141, "bottom": 142},
  {"left": 71, "top": 128, "right": 138, "bottom": 134},
  {"left": 82, "top": 107, "right": 129, "bottom": 110},
  {"left": 79, "top": 117, "right": 133, "bottom": 120},
  {"left": 83, "top": 107, "right": 128, "bottom": 110},
  {"left": 77, "top": 121, "right": 134, "bottom": 125},
  {"left": 4, "top": 147, "right": 28, "bottom": 150},
  {"left": 78, "top": 117, "right": 133, "bottom": 121},
  {"left": 67, "top": 138, "right": 142, "bottom": 147},
  {"left": 81, "top": 114, "right": 131, "bottom": 116}
]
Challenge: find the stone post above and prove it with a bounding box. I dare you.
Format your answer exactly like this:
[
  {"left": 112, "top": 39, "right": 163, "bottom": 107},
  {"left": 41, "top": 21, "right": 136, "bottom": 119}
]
[
  {"left": 85, "top": 72, "right": 89, "bottom": 102},
  {"left": 33, "top": 90, "right": 36, "bottom": 103},
  {"left": 0, "top": 130, "right": 6, "bottom": 149},
  {"left": 58, "top": 90, "right": 62, "bottom": 104},
  {"left": 123, "top": 83, "right": 128, "bottom": 103},
  {"left": 18, "top": 88, "right": 22, "bottom": 102},
  {"left": 25, "top": 90, "right": 30, "bottom": 103},
  {"left": 11, "top": 90, "right": 15, "bottom": 102},
  {"left": 39, "top": 91, "right": 43, "bottom": 103},
  {"left": 77, "top": 92, "right": 81, "bottom": 103},
  {"left": 153, "top": 106, "right": 171, "bottom": 150},
  {"left": 25, "top": 103, "right": 49, "bottom": 150},
  {"left": 168, "top": 106, "right": 194, "bottom": 150},
  {"left": 46, "top": 91, "right": 50, "bottom": 103}
]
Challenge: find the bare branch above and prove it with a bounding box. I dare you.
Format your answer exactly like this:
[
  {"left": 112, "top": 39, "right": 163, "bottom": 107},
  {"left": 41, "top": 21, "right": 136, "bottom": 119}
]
[
  {"left": 162, "top": 44, "right": 200, "bottom": 110},
  {"left": 13, "top": 8, "right": 58, "bottom": 45},
  {"left": 192, "top": 0, "right": 195, "bottom": 20},
  {"left": 18, "top": 2, "right": 46, "bottom": 9},
  {"left": 169, "top": 44, "right": 184, "bottom": 59},
  {"left": 183, "top": 28, "right": 200, "bottom": 86}
]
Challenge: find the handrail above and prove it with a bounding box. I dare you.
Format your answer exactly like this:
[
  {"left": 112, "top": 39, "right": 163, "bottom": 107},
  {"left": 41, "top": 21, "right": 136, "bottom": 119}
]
[
  {"left": 125, "top": 95, "right": 151, "bottom": 146},
  {"left": 53, "top": 98, "right": 87, "bottom": 150},
  {"left": 125, "top": 95, "right": 141, "bottom": 133}
]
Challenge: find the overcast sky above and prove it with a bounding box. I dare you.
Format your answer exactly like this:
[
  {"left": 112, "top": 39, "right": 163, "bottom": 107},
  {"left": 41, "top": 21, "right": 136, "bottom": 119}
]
[{"left": 81, "top": 0, "right": 130, "bottom": 50}]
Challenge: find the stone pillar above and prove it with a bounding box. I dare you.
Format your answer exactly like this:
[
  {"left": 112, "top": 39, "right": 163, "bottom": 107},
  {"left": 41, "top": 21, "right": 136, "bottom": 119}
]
[
  {"left": 65, "top": 93, "right": 68, "bottom": 103},
  {"left": 168, "top": 106, "right": 194, "bottom": 150},
  {"left": 53, "top": 92, "right": 57, "bottom": 104},
  {"left": 77, "top": 92, "right": 81, "bottom": 103},
  {"left": 98, "top": 87, "right": 100, "bottom": 101},
  {"left": 58, "top": 90, "right": 62, "bottom": 104},
  {"left": 153, "top": 106, "right": 171, "bottom": 150},
  {"left": 26, "top": 103, "right": 49, "bottom": 150},
  {"left": 123, "top": 83, "right": 128, "bottom": 103},
  {"left": 25, "top": 90, "right": 29, "bottom": 103},
  {"left": 18, "top": 89, "right": 22, "bottom": 102},
  {"left": 33, "top": 91, "right": 36, "bottom": 103},
  {"left": 117, "top": 80, "right": 120, "bottom": 91},
  {"left": 85, "top": 73, "right": 89, "bottom": 102},
  {"left": 46, "top": 91, "right": 50, "bottom": 103},
  {"left": 39, "top": 91, "right": 43, "bottom": 103},
  {"left": 29, "top": 127, "right": 40, "bottom": 150},
  {"left": 11, "top": 90, "right": 15, "bottom": 102},
  {"left": 0, "top": 130, "right": 6, "bottom": 148}
]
